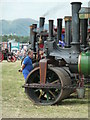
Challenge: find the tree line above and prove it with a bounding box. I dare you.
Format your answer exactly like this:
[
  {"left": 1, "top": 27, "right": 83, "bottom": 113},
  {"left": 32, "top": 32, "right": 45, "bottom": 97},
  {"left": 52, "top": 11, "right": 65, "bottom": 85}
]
[{"left": 0, "top": 35, "right": 30, "bottom": 43}]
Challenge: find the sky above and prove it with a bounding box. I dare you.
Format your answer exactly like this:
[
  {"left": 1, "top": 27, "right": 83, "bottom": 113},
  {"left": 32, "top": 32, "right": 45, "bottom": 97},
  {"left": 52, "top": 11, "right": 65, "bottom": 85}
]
[{"left": 0, "top": 0, "right": 89, "bottom": 25}]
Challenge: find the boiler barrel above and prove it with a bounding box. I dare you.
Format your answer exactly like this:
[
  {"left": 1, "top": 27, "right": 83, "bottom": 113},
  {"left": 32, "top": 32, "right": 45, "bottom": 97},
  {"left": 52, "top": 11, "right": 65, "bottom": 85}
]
[{"left": 78, "top": 51, "right": 90, "bottom": 76}]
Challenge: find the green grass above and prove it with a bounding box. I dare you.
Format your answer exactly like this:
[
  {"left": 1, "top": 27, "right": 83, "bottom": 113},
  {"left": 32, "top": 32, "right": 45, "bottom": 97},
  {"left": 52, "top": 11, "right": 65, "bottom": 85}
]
[{"left": 1, "top": 61, "right": 89, "bottom": 118}]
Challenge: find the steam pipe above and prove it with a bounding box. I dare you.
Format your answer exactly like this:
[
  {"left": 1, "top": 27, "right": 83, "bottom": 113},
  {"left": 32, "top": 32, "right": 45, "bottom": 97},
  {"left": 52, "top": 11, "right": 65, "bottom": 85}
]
[
  {"left": 49, "top": 20, "right": 54, "bottom": 40},
  {"left": 57, "top": 18, "right": 62, "bottom": 44},
  {"left": 80, "top": 19, "right": 88, "bottom": 47},
  {"left": 64, "top": 16, "right": 72, "bottom": 47},
  {"left": 71, "top": 2, "right": 82, "bottom": 45}
]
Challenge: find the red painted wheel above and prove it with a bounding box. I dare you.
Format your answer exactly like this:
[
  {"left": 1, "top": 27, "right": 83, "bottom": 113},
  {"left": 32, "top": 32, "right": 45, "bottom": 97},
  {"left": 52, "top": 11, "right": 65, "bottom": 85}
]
[
  {"left": 7, "top": 55, "right": 16, "bottom": 62},
  {"left": 0, "top": 52, "right": 4, "bottom": 62},
  {"left": 7, "top": 56, "right": 11, "bottom": 62},
  {"left": 11, "top": 56, "right": 16, "bottom": 62},
  {"left": 14, "top": 56, "right": 17, "bottom": 62}
]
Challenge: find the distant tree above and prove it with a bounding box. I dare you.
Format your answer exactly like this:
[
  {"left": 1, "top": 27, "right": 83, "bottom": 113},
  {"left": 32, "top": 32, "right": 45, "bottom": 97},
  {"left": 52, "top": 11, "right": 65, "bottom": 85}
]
[
  {"left": 1, "top": 35, "right": 30, "bottom": 43},
  {"left": 2, "top": 35, "right": 8, "bottom": 42}
]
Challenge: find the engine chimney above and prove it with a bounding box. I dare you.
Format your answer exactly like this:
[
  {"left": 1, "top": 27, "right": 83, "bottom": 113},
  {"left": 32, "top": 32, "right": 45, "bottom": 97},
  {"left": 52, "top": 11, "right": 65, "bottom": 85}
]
[
  {"left": 57, "top": 18, "right": 62, "bottom": 44},
  {"left": 64, "top": 16, "right": 72, "bottom": 47},
  {"left": 33, "top": 24, "right": 37, "bottom": 29},
  {"left": 30, "top": 24, "right": 35, "bottom": 44},
  {"left": 33, "top": 24, "right": 37, "bottom": 53},
  {"left": 71, "top": 2, "right": 82, "bottom": 45},
  {"left": 80, "top": 19, "right": 88, "bottom": 48},
  {"left": 30, "top": 24, "right": 37, "bottom": 51},
  {"left": 49, "top": 20, "right": 54, "bottom": 40},
  {"left": 39, "top": 17, "right": 45, "bottom": 29}
]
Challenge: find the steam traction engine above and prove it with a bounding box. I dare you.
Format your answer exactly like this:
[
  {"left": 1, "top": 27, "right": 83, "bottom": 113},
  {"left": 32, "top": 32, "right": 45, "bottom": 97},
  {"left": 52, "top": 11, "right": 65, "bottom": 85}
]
[{"left": 23, "top": 2, "right": 90, "bottom": 105}]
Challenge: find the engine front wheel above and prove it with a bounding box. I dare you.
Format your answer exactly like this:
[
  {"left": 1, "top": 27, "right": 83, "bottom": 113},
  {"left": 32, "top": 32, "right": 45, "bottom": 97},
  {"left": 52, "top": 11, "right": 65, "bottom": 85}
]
[{"left": 24, "top": 67, "right": 72, "bottom": 105}]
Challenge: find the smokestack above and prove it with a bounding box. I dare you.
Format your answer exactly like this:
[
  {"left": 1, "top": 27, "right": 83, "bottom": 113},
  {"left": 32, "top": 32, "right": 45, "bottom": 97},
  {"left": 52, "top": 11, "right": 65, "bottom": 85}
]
[
  {"left": 64, "top": 16, "right": 72, "bottom": 47},
  {"left": 39, "top": 17, "right": 45, "bottom": 29},
  {"left": 80, "top": 19, "right": 88, "bottom": 47},
  {"left": 30, "top": 24, "right": 37, "bottom": 51},
  {"left": 71, "top": 2, "right": 82, "bottom": 45},
  {"left": 57, "top": 18, "right": 62, "bottom": 44},
  {"left": 33, "top": 24, "right": 37, "bottom": 53},
  {"left": 49, "top": 20, "right": 54, "bottom": 40},
  {"left": 30, "top": 25, "right": 34, "bottom": 44},
  {"left": 33, "top": 24, "right": 37, "bottom": 29}
]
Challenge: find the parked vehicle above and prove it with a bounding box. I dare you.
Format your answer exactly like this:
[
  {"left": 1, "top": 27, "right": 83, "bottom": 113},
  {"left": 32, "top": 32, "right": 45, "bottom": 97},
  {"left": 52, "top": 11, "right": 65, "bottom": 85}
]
[
  {"left": 0, "top": 48, "right": 17, "bottom": 62},
  {"left": 22, "top": 2, "right": 90, "bottom": 105}
]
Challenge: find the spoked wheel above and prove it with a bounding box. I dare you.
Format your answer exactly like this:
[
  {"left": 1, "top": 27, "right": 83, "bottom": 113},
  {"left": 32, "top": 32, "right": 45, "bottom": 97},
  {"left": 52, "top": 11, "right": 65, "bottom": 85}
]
[
  {"left": 25, "top": 67, "right": 72, "bottom": 105},
  {"left": 7, "top": 56, "right": 11, "bottom": 62},
  {"left": 7, "top": 55, "right": 16, "bottom": 62},
  {"left": 11, "top": 56, "right": 16, "bottom": 62}
]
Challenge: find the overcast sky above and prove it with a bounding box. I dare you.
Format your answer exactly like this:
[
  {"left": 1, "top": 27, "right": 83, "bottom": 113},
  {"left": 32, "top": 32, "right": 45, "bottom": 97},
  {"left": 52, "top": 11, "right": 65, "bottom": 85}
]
[{"left": 0, "top": 0, "right": 89, "bottom": 25}]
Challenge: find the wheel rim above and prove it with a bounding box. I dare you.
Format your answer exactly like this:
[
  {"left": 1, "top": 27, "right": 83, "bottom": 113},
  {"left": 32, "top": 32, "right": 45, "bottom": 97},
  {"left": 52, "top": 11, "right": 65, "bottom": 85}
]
[
  {"left": 11, "top": 56, "right": 16, "bottom": 62},
  {"left": 7, "top": 56, "right": 11, "bottom": 62}
]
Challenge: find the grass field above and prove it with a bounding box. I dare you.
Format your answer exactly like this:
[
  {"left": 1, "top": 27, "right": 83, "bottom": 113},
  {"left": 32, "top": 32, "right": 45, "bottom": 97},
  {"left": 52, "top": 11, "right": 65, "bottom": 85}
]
[{"left": 1, "top": 60, "right": 89, "bottom": 118}]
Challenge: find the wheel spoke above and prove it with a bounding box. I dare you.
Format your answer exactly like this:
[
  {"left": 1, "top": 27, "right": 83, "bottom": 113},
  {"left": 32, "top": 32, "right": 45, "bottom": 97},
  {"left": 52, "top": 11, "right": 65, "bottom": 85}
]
[
  {"left": 46, "top": 92, "right": 49, "bottom": 102},
  {"left": 51, "top": 79, "right": 60, "bottom": 84},
  {"left": 49, "top": 90, "right": 56, "bottom": 99},
  {"left": 34, "top": 89, "right": 40, "bottom": 92},
  {"left": 39, "top": 89, "right": 43, "bottom": 99}
]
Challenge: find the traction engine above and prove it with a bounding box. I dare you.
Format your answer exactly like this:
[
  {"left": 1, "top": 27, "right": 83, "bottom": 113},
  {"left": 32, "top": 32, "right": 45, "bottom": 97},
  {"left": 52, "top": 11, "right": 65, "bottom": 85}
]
[{"left": 23, "top": 2, "right": 90, "bottom": 105}]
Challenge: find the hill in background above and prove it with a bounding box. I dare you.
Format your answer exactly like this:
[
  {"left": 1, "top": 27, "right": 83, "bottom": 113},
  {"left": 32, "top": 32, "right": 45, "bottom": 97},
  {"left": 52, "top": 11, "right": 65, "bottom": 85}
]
[{"left": 0, "top": 18, "right": 49, "bottom": 36}]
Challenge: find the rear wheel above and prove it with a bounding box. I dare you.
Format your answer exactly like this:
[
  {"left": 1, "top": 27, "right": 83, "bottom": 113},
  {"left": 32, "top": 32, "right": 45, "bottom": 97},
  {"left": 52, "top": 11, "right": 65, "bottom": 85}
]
[
  {"left": 11, "top": 56, "right": 16, "bottom": 62},
  {"left": 7, "top": 55, "right": 16, "bottom": 62},
  {"left": 7, "top": 56, "right": 11, "bottom": 62}
]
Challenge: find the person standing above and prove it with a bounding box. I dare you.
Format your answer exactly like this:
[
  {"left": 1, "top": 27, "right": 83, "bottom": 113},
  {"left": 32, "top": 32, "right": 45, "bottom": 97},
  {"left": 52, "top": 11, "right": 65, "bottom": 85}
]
[{"left": 21, "top": 50, "right": 33, "bottom": 80}]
